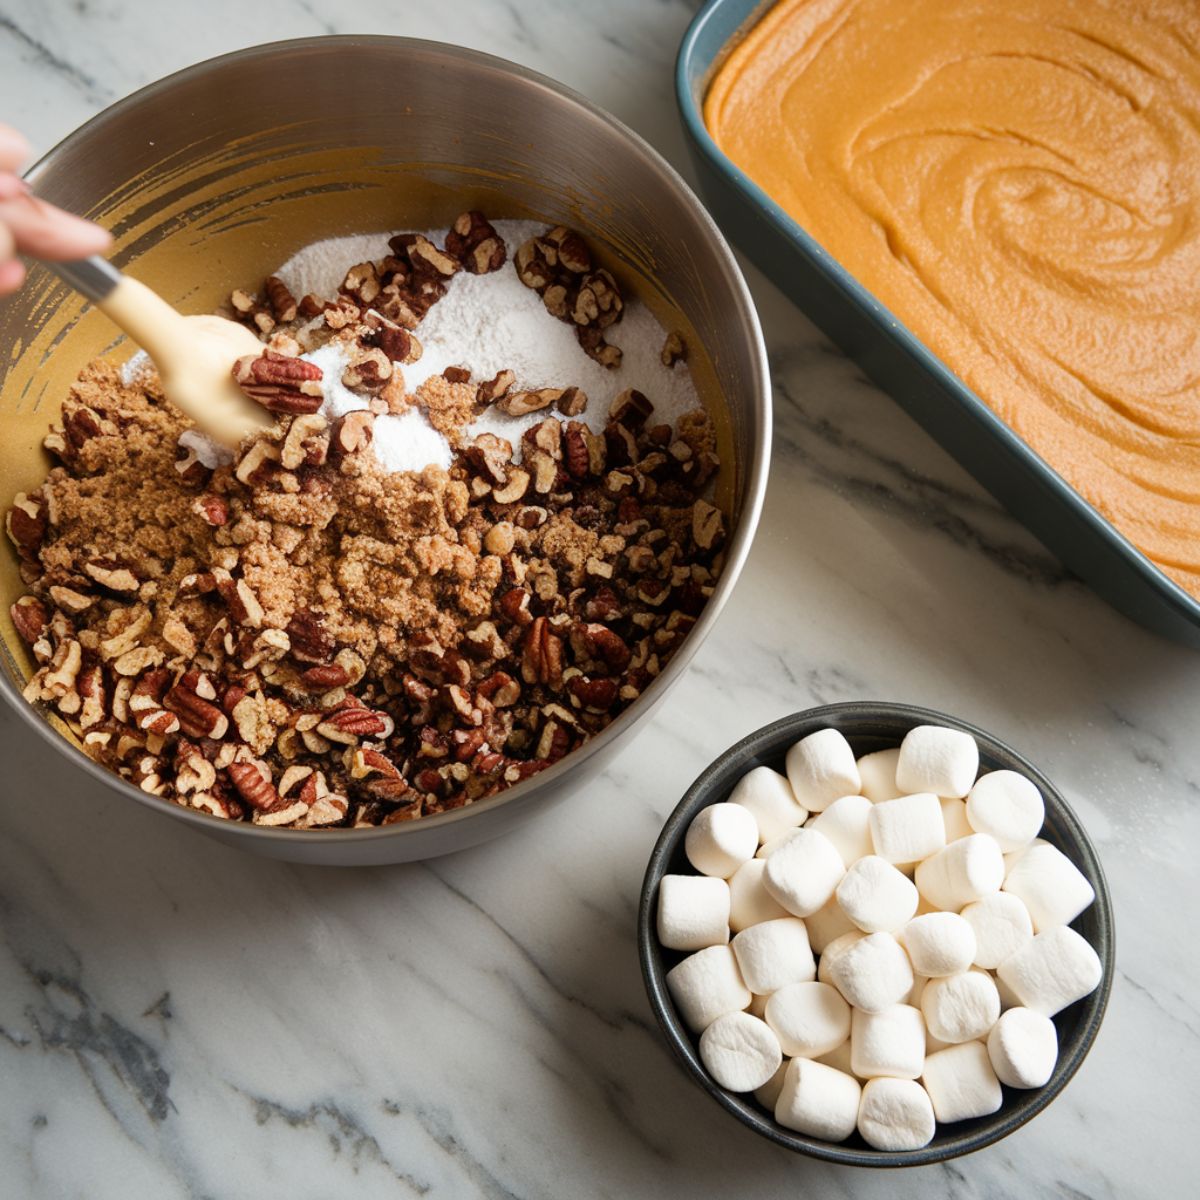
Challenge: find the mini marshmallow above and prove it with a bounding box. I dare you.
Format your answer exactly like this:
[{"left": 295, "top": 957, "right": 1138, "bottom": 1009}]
[
  {"left": 828, "top": 932, "right": 914, "bottom": 1014},
  {"left": 901, "top": 912, "right": 977, "bottom": 978},
  {"left": 836, "top": 856, "right": 919, "bottom": 934},
  {"left": 765, "top": 981, "right": 852, "bottom": 1058},
  {"left": 896, "top": 725, "right": 980, "bottom": 799},
  {"left": 851, "top": 1004, "right": 926, "bottom": 1080},
  {"left": 907, "top": 974, "right": 929, "bottom": 1007},
  {"left": 810, "top": 795, "right": 874, "bottom": 867},
  {"left": 805, "top": 895, "right": 859, "bottom": 954},
  {"left": 995, "top": 925, "right": 1102, "bottom": 1016},
  {"left": 915, "top": 834, "right": 1005, "bottom": 911},
  {"left": 728, "top": 859, "right": 790, "bottom": 933},
  {"left": 961, "top": 892, "right": 1033, "bottom": 969},
  {"left": 857, "top": 748, "right": 902, "bottom": 802},
  {"left": 763, "top": 827, "right": 846, "bottom": 917},
  {"left": 1003, "top": 842, "right": 1095, "bottom": 933},
  {"left": 756, "top": 827, "right": 802, "bottom": 859},
  {"left": 816, "top": 1038, "right": 857, "bottom": 1077},
  {"left": 699, "top": 1010, "right": 783, "bottom": 1092},
  {"left": 685, "top": 802, "right": 759, "bottom": 878},
  {"left": 732, "top": 918, "right": 816, "bottom": 995},
  {"left": 666, "top": 945, "right": 751, "bottom": 1033},
  {"left": 941, "top": 797, "right": 972, "bottom": 843},
  {"left": 922, "top": 1040, "right": 1003, "bottom": 1123},
  {"left": 817, "top": 930, "right": 867, "bottom": 985},
  {"left": 729, "top": 765, "right": 809, "bottom": 843},
  {"left": 857, "top": 1078, "right": 936, "bottom": 1151},
  {"left": 966, "top": 770, "right": 1044, "bottom": 852},
  {"left": 868, "top": 793, "right": 946, "bottom": 865},
  {"left": 785, "top": 728, "right": 861, "bottom": 813},
  {"left": 920, "top": 971, "right": 1000, "bottom": 1044},
  {"left": 656, "top": 875, "right": 731, "bottom": 952},
  {"left": 775, "top": 1058, "right": 862, "bottom": 1142},
  {"left": 754, "top": 1057, "right": 790, "bottom": 1110},
  {"left": 987, "top": 1006, "right": 1058, "bottom": 1088},
  {"left": 1004, "top": 836, "right": 1049, "bottom": 875}
]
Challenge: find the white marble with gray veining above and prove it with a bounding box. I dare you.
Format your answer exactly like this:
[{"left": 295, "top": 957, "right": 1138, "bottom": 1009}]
[{"left": 1, "top": 2, "right": 1198, "bottom": 1197}]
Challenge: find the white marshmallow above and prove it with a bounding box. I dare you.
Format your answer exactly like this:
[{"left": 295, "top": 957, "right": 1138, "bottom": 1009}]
[
  {"left": 900, "top": 912, "right": 977, "bottom": 978},
  {"left": 868, "top": 793, "right": 946, "bottom": 865},
  {"left": 851, "top": 1004, "right": 926, "bottom": 1080},
  {"left": 941, "top": 797, "right": 973, "bottom": 843},
  {"left": 699, "top": 1010, "right": 783, "bottom": 1092},
  {"left": 961, "top": 892, "right": 1033, "bottom": 969},
  {"left": 907, "top": 974, "right": 929, "bottom": 1007},
  {"left": 665, "top": 945, "right": 751, "bottom": 1033},
  {"left": 756, "top": 827, "right": 802, "bottom": 860},
  {"left": 987, "top": 1006, "right": 1058, "bottom": 1088},
  {"left": 857, "top": 1078, "right": 936, "bottom": 1151},
  {"left": 836, "top": 856, "right": 919, "bottom": 934},
  {"left": 754, "top": 1057, "right": 790, "bottom": 1110},
  {"left": 966, "top": 770, "right": 1044, "bottom": 852},
  {"left": 763, "top": 828, "right": 846, "bottom": 917},
  {"left": 785, "top": 728, "right": 861, "bottom": 813},
  {"left": 656, "top": 875, "right": 731, "bottom": 952},
  {"left": 775, "top": 1058, "right": 862, "bottom": 1142},
  {"left": 996, "top": 925, "right": 1102, "bottom": 1016},
  {"left": 728, "top": 858, "right": 790, "bottom": 933},
  {"left": 994, "top": 970, "right": 1022, "bottom": 1012},
  {"left": 816, "top": 1038, "right": 857, "bottom": 1077},
  {"left": 1004, "top": 836, "right": 1049, "bottom": 875},
  {"left": 805, "top": 895, "right": 859, "bottom": 954},
  {"left": 817, "top": 930, "right": 867, "bottom": 985},
  {"left": 1003, "top": 842, "right": 1096, "bottom": 933},
  {"left": 922, "top": 1041, "right": 1002, "bottom": 1123},
  {"left": 896, "top": 725, "right": 979, "bottom": 799},
  {"left": 765, "top": 982, "right": 852, "bottom": 1058},
  {"left": 810, "top": 795, "right": 875, "bottom": 867},
  {"left": 729, "top": 765, "right": 809, "bottom": 843},
  {"left": 857, "top": 748, "right": 902, "bottom": 802},
  {"left": 920, "top": 971, "right": 1000, "bottom": 1044},
  {"left": 732, "top": 918, "right": 816, "bottom": 995},
  {"left": 685, "top": 802, "right": 759, "bottom": 878},
  {"left": 915, "top": 834, "right": 1005, "bottom": 911},
  {"left": 828, "top": 932, "right": 914, "bottom": 1014}
]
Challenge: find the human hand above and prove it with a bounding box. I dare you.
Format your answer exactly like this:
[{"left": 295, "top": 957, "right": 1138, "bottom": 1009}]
[{"left": 1, "top": 124, "right": 112, "bottom": 294}]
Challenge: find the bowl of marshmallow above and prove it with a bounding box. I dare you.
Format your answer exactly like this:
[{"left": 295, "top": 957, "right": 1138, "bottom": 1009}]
[{"left": 637, "top": 701, "right": 1113, "bottom": 1167}]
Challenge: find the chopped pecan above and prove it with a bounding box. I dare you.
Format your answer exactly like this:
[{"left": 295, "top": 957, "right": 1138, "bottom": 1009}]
[
  {"left": 661, "top": 330, "right": 687, "bottom": 367},
  {"left": 495, "top": 388, "right": 562, "bottom": 418},
  {"left": 569, "top": 675, "right": 618, "bottom": 711},
  {"left": 334, "top": 410, "right": 375, "bottom": 455},
  {"left": 611, "top": 388, "right": 653, "bottom": 428},
  {"left": 193, "top": 493, "right": 229, "bottom": 527},
  {"left": 342, "top": 347, "right": 393, "bottom": 392},
  {"left": 476, "top": 369, "right": 516, "bottom": 406},
  {"left": 316, "top": 704, "right": 395, "bottom": 743},
  {"left": 521, "top": 617, "right": 563, "bottom": 688},
  {"left": 228, "top": 760, "right": 282, "bottom": 812},
  {"left": 445, "top": 211, "right": 506, "bottom": 274},
  {"left": 11, "top": 595, "right": 49, "bottom": 645},
  {"left": 576, "top": 325, "right": 622, "bottom": 369},
  {"left": 6, "top": 493, "right": 46, "bottom": 555},
  {"left": 286, "top": 608, "right": 334, "bottom": 664},
  {"left": 264, "top": 275, "right": 298, "bottom": 323},
  {"left": 692, "top": 500, "right": 724, "bottom": 551},
  {"left": 463, "top": 432, "right": 512, "bottom": 486},
  {"left": 164, "top": 677, "right": 230, "bottom": 739}
]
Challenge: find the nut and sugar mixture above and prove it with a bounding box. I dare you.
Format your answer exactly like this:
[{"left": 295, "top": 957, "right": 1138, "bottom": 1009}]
[{"left": 6, "top": 214, "right": 726, "bottom": 828}]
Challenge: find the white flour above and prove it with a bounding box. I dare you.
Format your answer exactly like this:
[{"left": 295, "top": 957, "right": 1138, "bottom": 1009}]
[
  {"left": 275, "top": 220, "right": 699, "bottom": 472},
  {"left": 164, "top": 220, "right": 698, "bottom": 475}
]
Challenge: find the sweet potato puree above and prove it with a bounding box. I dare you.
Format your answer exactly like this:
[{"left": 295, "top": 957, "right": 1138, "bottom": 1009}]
[{"left": 706, "top": 0, "right": 1200, "bottom": 597}]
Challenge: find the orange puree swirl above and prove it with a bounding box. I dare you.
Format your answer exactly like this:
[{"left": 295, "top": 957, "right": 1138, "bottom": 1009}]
[{"left": 706, "top": 0, "right": 1200, "bottom": 598}]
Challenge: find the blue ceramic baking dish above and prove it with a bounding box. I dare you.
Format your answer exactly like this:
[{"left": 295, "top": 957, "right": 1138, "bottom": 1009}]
[{"left": 677, "top": 0, "right": 1200, "bottom": 648}]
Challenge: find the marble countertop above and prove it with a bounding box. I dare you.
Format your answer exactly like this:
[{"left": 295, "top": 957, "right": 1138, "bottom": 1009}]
[{"left": 1, "top": 2, "right": 1197, "bottom": 1196}]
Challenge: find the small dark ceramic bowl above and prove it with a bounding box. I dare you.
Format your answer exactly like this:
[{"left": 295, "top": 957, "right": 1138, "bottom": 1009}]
[{"left": 638, "top": 702, "right": 1114, "bottom": 1167}]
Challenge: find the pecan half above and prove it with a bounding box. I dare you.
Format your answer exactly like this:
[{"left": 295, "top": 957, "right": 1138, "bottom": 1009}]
[
  {"left": 10, "top": 595, "right": 49, "bottom": 645},
  {"left": 521, "top": 617, "right": 563, "bottom": 688},
  {"left": 233, "top": 350, "right": 324, "bottom": 415},
  {"left": 445, "top": 211, "right": 506, "bottom": 274}
]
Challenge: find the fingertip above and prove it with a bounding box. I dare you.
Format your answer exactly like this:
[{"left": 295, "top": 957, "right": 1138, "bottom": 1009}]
[
  {"left": 0, "top": 126, "right": 30, "bottom": 172},
  {"left": 0, "top": 257, "right": 27, "bottom": 295}
]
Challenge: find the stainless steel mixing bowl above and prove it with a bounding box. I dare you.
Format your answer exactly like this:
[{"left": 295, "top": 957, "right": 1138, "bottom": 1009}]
[{"left": 0, "top": 37, "right": 770, "bottom": 865}]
